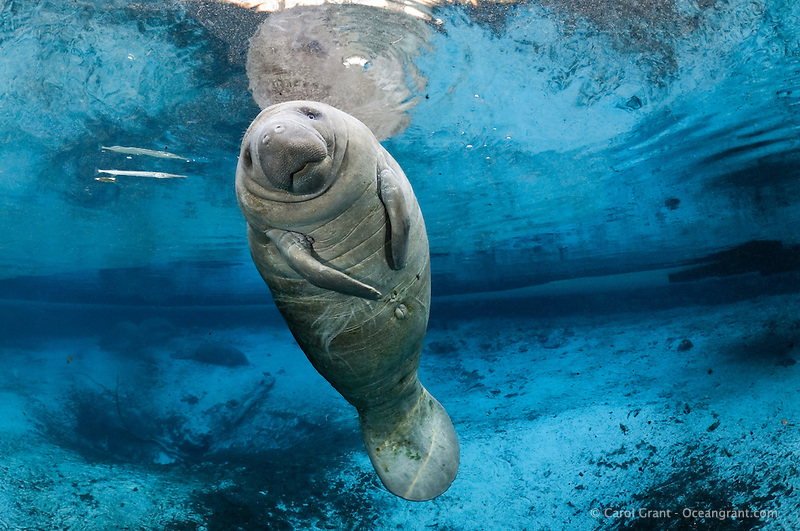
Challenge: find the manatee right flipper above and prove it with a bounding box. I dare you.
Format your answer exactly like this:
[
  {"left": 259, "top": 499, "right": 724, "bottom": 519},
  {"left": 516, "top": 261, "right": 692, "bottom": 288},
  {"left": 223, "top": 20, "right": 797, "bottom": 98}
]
[{"left": 266, "top": 229, "right": 382, "bottom": 300}]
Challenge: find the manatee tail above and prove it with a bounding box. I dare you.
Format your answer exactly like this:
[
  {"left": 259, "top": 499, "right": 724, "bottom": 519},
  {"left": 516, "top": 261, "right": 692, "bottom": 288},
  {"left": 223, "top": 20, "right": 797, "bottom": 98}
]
[{"left": 359, "top": 385, "right": 459, "bottom": 501}]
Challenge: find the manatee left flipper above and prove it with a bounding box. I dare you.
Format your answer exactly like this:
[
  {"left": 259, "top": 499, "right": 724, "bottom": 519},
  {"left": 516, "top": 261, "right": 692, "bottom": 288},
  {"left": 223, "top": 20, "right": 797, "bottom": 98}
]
[
  {"left": 266, "top": 229, "right": 382, "bottom": 300},
  {"left": 377, "top": 158, "right": 411, "bottom": 270}
]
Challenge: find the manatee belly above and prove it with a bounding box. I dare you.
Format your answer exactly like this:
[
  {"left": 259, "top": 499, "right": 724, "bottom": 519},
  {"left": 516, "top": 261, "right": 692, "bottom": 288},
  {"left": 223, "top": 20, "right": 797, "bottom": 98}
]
[{"left": 248, "top": 180, "right": 430, "bottom": 411}]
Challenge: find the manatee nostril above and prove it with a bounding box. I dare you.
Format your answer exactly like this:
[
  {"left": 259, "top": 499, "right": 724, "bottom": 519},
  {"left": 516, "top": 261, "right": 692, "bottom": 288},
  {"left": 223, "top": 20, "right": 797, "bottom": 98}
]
[{"left": 261, "top": 124, "right": 285, "bottom": 145}]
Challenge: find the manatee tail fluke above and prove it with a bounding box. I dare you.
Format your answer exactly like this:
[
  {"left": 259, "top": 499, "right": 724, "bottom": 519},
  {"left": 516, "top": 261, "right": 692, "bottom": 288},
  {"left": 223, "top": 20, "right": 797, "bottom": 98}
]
[{"left": 359, "top": 387, "right": 459, "bottom": 502}]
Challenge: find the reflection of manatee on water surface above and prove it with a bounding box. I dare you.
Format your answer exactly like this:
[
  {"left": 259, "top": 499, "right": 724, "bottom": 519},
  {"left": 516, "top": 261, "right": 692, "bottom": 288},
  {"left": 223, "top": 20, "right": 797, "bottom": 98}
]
[
  {"left": 235, "top": 100, "right": 459, "bottom": 501},
  {"left": 245, "top": 4, "right": 431, "bottom": 141}
]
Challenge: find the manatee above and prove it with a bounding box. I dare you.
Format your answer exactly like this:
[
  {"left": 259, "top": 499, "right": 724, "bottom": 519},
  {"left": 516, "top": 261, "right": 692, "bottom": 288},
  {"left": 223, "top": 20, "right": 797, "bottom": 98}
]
[{"left": 235, "top": 100, "right": 459, "bottom": 501}]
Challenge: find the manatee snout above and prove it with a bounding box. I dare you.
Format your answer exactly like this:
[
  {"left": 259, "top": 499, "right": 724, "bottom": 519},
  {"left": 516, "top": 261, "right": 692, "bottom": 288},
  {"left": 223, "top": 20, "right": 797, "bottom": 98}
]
[{"left": 250, "top": 118, "right": 328, "bottom": 194}]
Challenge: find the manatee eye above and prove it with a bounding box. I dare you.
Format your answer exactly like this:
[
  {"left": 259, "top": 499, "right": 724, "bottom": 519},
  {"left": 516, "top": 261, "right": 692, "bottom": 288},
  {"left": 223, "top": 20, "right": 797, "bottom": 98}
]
[{"left": 300, "top": 108, "right": 319, "bottom": 120}]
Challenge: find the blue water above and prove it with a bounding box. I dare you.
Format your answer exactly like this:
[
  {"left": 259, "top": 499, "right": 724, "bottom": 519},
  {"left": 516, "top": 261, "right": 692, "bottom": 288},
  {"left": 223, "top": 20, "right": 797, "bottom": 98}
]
[{"left": 1, "top": 0, "right": 799, "bottom": 529}]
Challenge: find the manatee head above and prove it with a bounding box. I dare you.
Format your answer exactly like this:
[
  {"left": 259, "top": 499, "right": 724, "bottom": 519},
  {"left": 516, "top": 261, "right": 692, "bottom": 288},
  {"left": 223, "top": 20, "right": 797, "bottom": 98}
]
[
  {"left": 238, "top": 101, "right": 347, "bottom": 201},
  {"left": 236, "top": 100, "right": 383, "bottom": 231}
]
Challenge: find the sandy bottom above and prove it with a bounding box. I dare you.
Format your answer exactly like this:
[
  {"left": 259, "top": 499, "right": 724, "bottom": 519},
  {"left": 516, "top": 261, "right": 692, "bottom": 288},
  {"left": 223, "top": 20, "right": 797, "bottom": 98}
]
[{"left": 1, "top": 292, "right": 799, "bottom": 530}]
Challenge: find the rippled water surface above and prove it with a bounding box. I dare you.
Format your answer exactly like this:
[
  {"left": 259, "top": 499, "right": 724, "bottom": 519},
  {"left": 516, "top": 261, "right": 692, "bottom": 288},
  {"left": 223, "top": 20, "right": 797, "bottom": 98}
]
[{"left": 1, "top": 0, "right": 798, "bottom": 298}]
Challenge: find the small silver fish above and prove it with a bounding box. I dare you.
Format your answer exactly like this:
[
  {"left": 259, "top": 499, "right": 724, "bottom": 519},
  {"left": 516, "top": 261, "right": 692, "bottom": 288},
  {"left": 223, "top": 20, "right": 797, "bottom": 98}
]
[
  {"left": 97, "top": 169, "right": 187, "bottom": 179},
  {"left": 102, "top": 145, "right": 189, "bottom": 161}
]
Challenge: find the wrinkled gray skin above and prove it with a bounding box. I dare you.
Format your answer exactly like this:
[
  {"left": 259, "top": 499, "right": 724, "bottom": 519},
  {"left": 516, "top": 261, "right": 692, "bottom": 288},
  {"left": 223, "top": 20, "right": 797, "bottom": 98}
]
[{"left": 235, "top": 101, "right": 459, "bottom": 501}]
